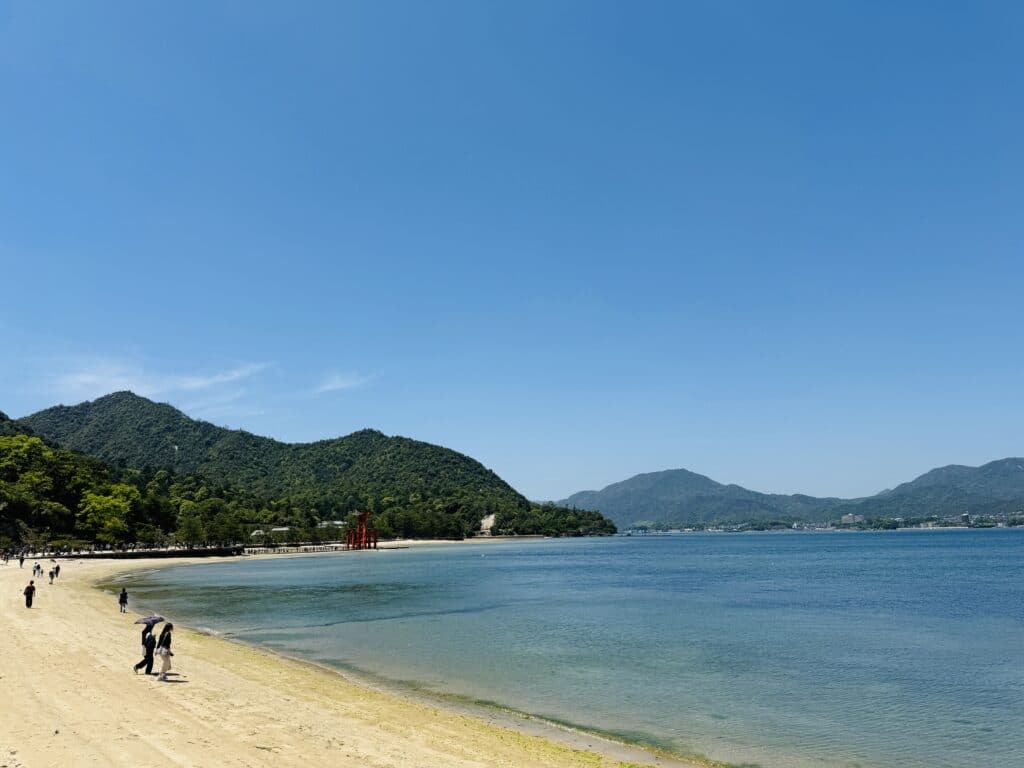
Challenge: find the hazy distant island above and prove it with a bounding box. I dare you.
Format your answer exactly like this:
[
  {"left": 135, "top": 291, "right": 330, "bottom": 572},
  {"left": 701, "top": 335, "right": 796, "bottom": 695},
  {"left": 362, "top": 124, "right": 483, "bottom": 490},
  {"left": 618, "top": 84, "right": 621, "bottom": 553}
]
[
  {"left": 0, "top": 392, "right": 615, "bottom": 550},
  {"left": 560, "top": 462, "right": 1024, "bottom": 532}
]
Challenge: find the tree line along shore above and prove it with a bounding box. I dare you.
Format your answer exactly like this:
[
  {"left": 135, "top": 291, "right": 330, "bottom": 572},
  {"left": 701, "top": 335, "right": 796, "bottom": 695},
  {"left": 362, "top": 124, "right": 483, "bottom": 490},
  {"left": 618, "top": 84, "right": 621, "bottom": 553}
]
[{"left": 0, "top": 429, "right": 615, "bottom": 553}]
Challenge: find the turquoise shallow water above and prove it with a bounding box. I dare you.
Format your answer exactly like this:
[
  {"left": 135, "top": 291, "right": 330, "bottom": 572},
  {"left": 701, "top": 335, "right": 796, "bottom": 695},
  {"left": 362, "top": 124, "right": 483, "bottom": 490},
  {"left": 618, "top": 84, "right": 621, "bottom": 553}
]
[{"left": 125, "top": 530, "right": 1024, "bottom": 768}]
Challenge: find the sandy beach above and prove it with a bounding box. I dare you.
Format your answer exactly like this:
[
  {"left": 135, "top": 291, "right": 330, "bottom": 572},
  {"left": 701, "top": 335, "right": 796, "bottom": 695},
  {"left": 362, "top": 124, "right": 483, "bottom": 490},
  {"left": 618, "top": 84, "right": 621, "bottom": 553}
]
[{"left": 0, "top": 555, "right": 696, "bottom": 768}]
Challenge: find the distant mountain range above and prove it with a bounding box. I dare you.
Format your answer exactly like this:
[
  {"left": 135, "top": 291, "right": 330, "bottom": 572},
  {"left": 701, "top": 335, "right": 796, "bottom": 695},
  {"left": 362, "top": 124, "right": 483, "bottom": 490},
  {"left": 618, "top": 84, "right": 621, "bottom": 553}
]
[
  {"left": 560, "top": 460, "right": 1024, "bottom": 529},
  {"left": 12, "top": 393, "right": 1024, "bottom": 533}
]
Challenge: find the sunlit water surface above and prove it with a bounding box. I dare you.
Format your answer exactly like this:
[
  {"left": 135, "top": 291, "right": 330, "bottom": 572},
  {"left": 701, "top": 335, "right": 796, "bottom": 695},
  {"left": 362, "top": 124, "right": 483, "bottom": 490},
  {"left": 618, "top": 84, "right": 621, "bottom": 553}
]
[{"left": 125, "top": 530, "right": 1024, "bottom": 768}]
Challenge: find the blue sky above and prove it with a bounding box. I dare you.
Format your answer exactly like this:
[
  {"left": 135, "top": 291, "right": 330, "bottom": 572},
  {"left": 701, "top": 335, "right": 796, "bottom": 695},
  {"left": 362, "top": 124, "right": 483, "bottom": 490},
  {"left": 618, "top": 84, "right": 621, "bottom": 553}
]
[{"left": 1, "top": 1, "right": 1022, "bottom": 500}]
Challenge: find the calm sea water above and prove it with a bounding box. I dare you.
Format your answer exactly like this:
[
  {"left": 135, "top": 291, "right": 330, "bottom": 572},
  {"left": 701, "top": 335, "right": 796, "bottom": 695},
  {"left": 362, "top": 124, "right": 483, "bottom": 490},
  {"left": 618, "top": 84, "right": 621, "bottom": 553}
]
[{"left": 124, "top": 530, "right": 1024, "bottom": 768}]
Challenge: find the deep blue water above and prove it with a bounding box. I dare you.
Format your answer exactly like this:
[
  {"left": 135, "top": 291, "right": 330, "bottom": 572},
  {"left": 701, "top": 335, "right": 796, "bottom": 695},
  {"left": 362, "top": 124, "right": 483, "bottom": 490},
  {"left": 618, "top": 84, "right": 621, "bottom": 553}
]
[{"left": 125, "top": 530, "right": 1024, "bottom": 768}]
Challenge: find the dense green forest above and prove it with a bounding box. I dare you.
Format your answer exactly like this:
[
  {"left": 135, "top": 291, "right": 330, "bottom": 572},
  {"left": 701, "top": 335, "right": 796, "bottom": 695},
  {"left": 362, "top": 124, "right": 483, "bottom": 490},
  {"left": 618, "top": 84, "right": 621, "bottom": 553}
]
[
  {"left": 1, "top": 401, "right": 615, "bottom": 547},
  {"left": 492, "top": 502, "right": 616, "bottom": 537},
  {"left": 21, "top": 393, "right": 531, "bottom": 512}
]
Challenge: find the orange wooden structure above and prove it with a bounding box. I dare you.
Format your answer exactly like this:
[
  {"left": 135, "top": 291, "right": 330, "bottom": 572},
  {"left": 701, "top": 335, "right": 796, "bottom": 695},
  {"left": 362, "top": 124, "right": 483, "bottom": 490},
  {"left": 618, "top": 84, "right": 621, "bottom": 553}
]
[{"left": 345, "top": 511, "right": 378, "bottom": 550}]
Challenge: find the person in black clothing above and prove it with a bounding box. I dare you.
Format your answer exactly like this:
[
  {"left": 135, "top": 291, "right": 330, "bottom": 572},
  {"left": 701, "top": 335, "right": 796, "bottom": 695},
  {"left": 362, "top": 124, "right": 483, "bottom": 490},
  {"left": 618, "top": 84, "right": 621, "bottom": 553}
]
[
  {"left": 134, "top": 630, "right": 157, "bottom": 675},
  {"left": 23, "top": 580, "right": 35, "bottom": 608},
  {"left": 156, "top": 624, "right": 174, "bottom": 680},
  {"left": 118, "top": 588, "right": 128, "bottom": 613}
]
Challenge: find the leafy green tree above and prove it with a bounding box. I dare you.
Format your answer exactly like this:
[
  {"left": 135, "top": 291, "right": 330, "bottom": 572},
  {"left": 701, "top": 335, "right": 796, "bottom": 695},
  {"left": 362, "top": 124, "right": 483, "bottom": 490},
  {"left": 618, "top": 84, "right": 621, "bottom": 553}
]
[
  {"left": 78, "top": 486, "right": 139, "bottom": 545},
  {"left": 207, "top": 509, "right": 242, "bottom": 544},
  {"left": 176, "top": 513, "right": 205, "bottom": 547}
]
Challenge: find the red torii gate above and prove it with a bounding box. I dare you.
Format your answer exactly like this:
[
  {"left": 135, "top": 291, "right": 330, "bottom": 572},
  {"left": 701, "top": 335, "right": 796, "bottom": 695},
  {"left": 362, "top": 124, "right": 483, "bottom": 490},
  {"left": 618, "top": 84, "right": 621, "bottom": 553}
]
[{"left": 345, "top": 511, "right": 378, "bottom": 550}]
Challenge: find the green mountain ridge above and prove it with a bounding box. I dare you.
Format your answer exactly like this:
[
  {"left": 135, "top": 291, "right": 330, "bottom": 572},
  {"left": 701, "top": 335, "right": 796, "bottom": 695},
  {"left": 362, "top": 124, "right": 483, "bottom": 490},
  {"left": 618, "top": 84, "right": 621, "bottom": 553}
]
[
  {"left": 12, "top": 392, "right": 615, "bottom": 540},
  {"left": 0, "top": 410, "right": 34, "bottom": 437},
  {"left": 21, "top": 391, "right": 527, "bottom": 507},
  {"left": 560, "top": 460, "right": 1024, "bottom": 529},
  {"left": 16, "top": 392, "right": 1019, "bottom": 536}
]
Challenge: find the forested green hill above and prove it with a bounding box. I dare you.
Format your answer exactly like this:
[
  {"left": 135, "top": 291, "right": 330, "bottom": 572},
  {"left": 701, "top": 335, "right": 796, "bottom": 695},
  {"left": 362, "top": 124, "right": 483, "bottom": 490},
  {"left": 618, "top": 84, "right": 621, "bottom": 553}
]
[
  {"left": 7, "top": 393, "right": 613, "bottom": 544},
  {"left": 0, "top": 429, "right": 283, "bottom": 547},
  {"left": 831, "top": 459, "right": 1024, "bottom": 520},
  {"left": 0, "top": 410, "right": 35, "bottom": 437}
]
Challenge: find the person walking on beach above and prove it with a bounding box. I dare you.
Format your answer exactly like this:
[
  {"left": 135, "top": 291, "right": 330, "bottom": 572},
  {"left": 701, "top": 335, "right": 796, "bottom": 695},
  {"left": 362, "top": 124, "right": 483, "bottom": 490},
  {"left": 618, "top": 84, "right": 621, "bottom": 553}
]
[
  {"left": 48, "top": 569, "right": 54, "bottom": 584},
  {"left": 156, "top": 624, "right": 174, "bottom": 681},
  {"left": 118, "top": 588, "right": 128, "bottom": 613},
  {"left": 134, "top": 629, "right": 157, "bottom": 675},
  {"left": 54, "top": 563, "right": 60, "bottom": 579},
  {"left": 23, "top": 580, "right": 35, "bottom": 608},
  {"left": 19, "top": 555, "right": 24, "bottom": 568}
]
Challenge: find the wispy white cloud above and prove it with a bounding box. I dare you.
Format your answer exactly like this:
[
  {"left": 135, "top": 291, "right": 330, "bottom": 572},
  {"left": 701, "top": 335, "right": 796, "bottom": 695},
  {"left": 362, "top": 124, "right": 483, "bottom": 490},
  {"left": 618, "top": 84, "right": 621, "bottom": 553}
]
[
  {"left": 180, "top": 388, "right": 248, "bottom": 415},
  {"left": 179, "top": 388, "right": 271, "bottom": 428},
  {"left": 52, "top": 360, "right": 271, "bottom": 403},
  {"left": 172, "top": 363, "right": 269, "bottom": 392},
  {"left": 313, "top": 371, "right": 372, "bottom": 395},
  {"left": 55, "top": 362, "right": 153, "bottom": 400},
  {"left": 186, "top": 402, "right": 268, "bottom": 424}
]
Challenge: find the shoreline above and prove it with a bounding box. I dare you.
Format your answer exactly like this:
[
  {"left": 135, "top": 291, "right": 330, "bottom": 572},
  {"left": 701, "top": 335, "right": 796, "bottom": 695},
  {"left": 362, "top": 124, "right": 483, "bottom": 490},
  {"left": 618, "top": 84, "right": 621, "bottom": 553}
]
[
  {"left": 107, "top": 549, "right": 715, "bottom": 767},
  {"left": 0, "top": 552, "right": 712, "bottom": 768}
]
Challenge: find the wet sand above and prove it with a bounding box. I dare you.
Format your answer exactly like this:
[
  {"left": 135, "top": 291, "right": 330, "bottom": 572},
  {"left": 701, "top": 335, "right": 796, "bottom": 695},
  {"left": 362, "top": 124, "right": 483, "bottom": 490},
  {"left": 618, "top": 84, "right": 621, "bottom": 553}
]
[{"left": 0, "top": 555, "right": 701, "bottom": 768}]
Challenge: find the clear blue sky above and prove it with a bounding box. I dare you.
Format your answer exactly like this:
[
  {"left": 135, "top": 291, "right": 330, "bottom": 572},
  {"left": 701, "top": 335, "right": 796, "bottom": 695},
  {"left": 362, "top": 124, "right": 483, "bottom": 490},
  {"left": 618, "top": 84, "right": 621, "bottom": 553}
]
[{"left": 2, "top": 2, "right": 1022, "bottom": 500}]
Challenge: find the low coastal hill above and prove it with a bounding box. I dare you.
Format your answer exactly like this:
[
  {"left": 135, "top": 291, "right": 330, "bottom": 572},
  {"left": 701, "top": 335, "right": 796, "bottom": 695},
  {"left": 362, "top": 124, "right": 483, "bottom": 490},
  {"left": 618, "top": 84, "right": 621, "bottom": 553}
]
[
  {"left": 561, "top": 460, "right": 1024, "bottom": 529},
  {"left": 21, "top": 392, "right": 526, "bottom": 512},
  {"left": 11, "top": 392, "right": 614, "bottom": 541}
]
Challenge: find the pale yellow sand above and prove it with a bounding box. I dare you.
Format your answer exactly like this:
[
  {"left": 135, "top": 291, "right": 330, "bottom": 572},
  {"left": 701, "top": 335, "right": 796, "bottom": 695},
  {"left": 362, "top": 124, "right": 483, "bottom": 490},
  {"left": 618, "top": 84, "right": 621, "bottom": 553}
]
[{"left": 0, "top": 557, "right": 698, "bottom": 768}]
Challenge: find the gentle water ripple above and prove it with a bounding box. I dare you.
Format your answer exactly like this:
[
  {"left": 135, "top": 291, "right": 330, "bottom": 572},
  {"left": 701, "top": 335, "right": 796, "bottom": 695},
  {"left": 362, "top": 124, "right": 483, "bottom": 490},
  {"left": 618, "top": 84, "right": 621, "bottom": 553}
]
[{"left": 126, "top": 531, "right": 1024, "bottom": 768}]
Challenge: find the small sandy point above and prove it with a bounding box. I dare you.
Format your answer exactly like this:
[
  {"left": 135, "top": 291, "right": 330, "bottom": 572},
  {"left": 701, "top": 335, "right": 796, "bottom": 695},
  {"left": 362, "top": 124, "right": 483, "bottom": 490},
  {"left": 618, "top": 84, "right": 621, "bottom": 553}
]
[{"left": 0, "top": 555, "right": 702, "bottom": 768}]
